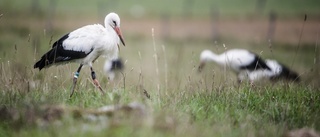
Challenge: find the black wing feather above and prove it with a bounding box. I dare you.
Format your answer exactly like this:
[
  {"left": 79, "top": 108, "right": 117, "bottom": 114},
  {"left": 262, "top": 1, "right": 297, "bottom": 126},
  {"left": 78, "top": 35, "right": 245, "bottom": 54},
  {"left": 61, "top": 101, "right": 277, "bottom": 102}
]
[
  {"left": 240, "top": 54, "right": 271, "bottom": 71},
  {"left": 34, "top": 33, "right": 93, "bottom": 70}
]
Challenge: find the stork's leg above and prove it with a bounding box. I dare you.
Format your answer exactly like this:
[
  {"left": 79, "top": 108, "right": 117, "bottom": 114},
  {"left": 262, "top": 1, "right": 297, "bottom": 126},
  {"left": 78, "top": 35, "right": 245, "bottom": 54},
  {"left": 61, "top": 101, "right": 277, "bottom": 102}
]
[
  {"left": 90, "top": 67, "right": 105, "bottom": 94},
  {"left": 70, "top": 64, "right": 83, "bottom": 97}
]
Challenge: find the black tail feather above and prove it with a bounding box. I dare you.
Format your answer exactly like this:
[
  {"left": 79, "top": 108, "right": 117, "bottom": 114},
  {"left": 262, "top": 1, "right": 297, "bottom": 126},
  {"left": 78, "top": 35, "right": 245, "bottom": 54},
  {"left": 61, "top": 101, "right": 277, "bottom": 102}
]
[
  {"left": 34, "top": 58, "right": 46, "bottom": 70},
  {"left": 280, "top": 65, "right": 300, "bottom": 82},
  {"left": 34, "top": 48, "right": 58, "bottom": 70}
]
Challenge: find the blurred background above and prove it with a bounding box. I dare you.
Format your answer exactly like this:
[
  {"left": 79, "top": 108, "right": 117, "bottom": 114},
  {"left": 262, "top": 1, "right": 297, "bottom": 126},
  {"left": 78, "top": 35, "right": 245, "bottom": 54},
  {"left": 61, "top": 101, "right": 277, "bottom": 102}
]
[{"left": 0, "top": 0, "right": 319, "bottom": 89}]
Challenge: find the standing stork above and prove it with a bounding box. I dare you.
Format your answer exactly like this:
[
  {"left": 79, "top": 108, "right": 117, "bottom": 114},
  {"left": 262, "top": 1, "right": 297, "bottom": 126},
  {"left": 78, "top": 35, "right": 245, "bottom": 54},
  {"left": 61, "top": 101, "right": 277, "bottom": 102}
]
[
  {"left": 198, "top": 49, "right": 271, "bottom": 83},
  {"left": 34, "top": 12, "right": 126, "bottom": 97}
]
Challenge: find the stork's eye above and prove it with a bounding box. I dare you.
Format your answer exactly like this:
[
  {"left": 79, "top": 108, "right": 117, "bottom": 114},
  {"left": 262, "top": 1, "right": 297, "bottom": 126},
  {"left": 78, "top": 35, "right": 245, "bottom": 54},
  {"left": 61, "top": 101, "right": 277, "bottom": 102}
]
[{"left": 112, "top": 20, "right": 117, "bottom": 26}]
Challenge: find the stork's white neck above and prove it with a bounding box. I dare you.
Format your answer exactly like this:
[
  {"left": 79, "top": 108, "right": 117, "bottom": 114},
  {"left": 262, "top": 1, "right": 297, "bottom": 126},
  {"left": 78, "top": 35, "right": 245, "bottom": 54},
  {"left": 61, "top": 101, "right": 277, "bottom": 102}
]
[
  {"left": 200, "top": 50, "right": 225, "bottom": 65},
  {"left": 104, "top": 21, "right": 113, "bottom": 30}
]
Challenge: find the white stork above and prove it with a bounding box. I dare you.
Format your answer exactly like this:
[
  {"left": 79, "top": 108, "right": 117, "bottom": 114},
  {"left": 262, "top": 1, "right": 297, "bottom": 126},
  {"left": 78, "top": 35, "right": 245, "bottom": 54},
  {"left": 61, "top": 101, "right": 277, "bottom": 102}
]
[
  {"left": 34, "top": 12, "right": 125, "bottom": 97},
  {"left": 198, "top": 49, "right": 271, "bottom": 83}
]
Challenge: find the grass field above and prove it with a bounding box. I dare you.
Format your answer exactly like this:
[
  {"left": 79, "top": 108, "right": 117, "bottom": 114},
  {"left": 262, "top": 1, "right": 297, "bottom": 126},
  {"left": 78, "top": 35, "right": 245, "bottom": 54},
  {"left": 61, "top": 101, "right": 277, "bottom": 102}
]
[{"left": 1, "top": 0, "right": 320, "bottom": 137}]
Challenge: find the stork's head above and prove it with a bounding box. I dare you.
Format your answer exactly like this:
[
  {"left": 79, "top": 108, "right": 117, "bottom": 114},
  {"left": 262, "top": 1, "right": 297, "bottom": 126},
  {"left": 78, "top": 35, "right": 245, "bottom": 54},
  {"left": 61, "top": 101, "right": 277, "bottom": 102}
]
[
  {"left": 105, "top": 12, "right": 126, "bottom": 46},
  {"left": 198, "top": 50, "right": 213, "bottom": 72}
]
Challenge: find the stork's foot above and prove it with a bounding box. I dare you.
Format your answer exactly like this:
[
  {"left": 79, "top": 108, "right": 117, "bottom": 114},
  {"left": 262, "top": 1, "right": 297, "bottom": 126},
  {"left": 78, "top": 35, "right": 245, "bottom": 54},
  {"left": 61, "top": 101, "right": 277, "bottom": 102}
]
[
  {"left": 93, "top": 79, "right": 100, "bottom": 87},
  {"left": 93, "top": 79, "right": 105, "bottom": 94}
]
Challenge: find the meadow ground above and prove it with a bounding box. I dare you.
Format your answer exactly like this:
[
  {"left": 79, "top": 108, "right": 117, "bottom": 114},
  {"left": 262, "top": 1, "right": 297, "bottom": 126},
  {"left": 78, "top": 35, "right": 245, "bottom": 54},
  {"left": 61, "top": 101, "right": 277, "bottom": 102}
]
[{"left": 0, "top": 0, "right": 320, "bottom": 137}]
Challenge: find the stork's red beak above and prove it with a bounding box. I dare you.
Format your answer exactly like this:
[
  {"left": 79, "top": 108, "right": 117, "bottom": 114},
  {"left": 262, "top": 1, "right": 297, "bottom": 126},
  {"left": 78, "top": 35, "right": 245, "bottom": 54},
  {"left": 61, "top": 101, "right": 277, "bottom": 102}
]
[{"left": 115, "top": 26, "right": 125, "bottom": 46}]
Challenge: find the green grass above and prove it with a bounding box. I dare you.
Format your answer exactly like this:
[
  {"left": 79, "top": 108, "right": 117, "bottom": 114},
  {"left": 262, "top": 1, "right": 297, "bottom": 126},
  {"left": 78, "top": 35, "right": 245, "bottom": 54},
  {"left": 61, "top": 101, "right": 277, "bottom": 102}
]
[
  {"left": 1, "top": 79, "right": 319, "bottom": 137},
  {"left": 0, "top": 35, "right": 319, "bottom": 136},
  {"left": 0, "top": 28, "right": 319, "bottom": 137},
  {"left": 0, "top": 27, "right": 319, "bottom": 137}
]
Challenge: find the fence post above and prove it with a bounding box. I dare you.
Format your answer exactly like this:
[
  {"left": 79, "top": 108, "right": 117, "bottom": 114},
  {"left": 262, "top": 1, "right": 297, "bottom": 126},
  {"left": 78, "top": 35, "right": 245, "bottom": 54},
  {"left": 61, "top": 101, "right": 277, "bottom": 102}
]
[
  {"left": 161, "top": 13, "right": 170, "bottom": 41},
  {"left": 255, "top": 0, "right": 266, "bottom": 15},
  {"left": 266, "top": 11, "right": 277, "bottom": 42},
  {"left": 210, "top": 6, "right": 220, "bottom": 42},
  {"left": 182, "top": 0, "right": 194, "bottom": 18},
  {"left": 30, "top": 0, "right": 40, "bottom": 15},
  {"left": 46, "top": 0, "right": 56, "bottom": 34}
]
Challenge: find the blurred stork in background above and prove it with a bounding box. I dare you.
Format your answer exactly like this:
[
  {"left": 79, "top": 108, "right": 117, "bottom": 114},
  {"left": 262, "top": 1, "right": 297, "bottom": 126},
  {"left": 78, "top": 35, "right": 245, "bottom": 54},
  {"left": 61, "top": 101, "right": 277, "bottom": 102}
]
[
  {"left": 198, "top": 48, "right": 300, "bottom": 84},
  {"left": 198, "top": 49, "right": 271, "bottom": 84}
]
